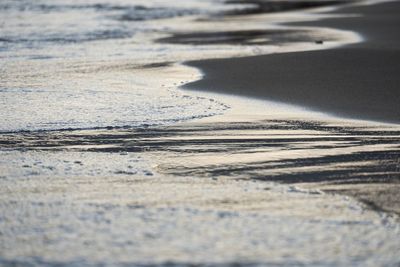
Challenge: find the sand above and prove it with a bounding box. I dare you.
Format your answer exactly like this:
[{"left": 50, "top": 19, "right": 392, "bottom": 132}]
[
  {"left": 1, "top": 1, "right": 400, "bottom": 265},
  {"left": 182, "top": 0, "right": 400, "bottom": 216},
  {"left": 186, "top": 0, "right": 400, "bottom": 124},
  {"left": 1, "top": 120, "right": 400, "bottom": 265}
]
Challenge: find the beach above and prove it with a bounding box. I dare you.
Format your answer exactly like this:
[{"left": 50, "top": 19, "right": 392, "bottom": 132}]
[
  {"left": 1, "top": 117, "right": 400, "bottom": 266},
  {"left": 186, "top": 1, "right": 400, "bottom": 124},
  {"left": 1, "top": 0, "right": 400, "bottom": 266},
  {"left": 183, "top": 0, "right": 400, "bottom": 215}
]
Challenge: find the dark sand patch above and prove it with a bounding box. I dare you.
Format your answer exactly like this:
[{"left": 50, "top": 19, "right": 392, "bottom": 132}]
[
  {"left": 304, "top": 183, "right": 400, "bottom": 215},
  {"left": 223, "top": 0, "right": 348, "bottom": 16},
  {"left": 185, "top": 1, "right": 400, "bottom": 124},
  {"left": 158, "top": 0, "right": 351, "bottom": 46},
  {"left": 159, "top": 29, "right": 326, "bottom": 46},
  {"left": 141, "top": 61, "right": 173, "bottom": 69}
]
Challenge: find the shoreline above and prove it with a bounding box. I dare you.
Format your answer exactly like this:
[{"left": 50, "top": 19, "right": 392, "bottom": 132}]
[
  {"left": 2, "top": 1, "right": 400, "bottom": 265},
  {"left": 185, "top": 0, "right": 400, "bottom": 124},
  {"left": 175, "top": 0, "right": 400, "bottom": 216}
]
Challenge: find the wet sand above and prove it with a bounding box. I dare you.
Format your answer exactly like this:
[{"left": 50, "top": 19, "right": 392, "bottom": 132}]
[
  {"left": 186, "top": 0, "right": 400, "bottom": 124},
  {"left": 2, "top": 116, "right": 399, "bottom": 215},
  {"left": 1, "top": 1, "right": 400, "bottom": 265},
  {"left": 182, "top": 0, "right": 400, "bottom": 216},
  {"left": 1, "top": 117, "right": 400, "bottom": 265}
]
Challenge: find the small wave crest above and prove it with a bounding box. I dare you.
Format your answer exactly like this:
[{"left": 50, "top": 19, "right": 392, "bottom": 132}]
[{"left": 0, "top": 1, "right": 200, "bottom": 48}]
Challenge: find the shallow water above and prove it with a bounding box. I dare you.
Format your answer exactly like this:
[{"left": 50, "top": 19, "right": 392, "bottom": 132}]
[
  {"left": 1, "top": 116, "right": 400, "bottom": 266},
  {"left": 1, "top": 0, "right": 399, "bottom": 266},
  {"left": 1, "top": 0, "right": 361, "bottom": 132},
  {"left": 0, "top": 0, "right": 232, "bottom": 132}
]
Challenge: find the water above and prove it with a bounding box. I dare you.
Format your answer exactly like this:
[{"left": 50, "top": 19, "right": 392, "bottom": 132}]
[
  {"left": 0, "top": 0, "right": 361, "bottom": 132},
  {"left": 1, "top": 119, "right": 400, "bottom": 266},
  {"left": 1, "top": 0, "right": 399, "bottom": 266},
  {"left": 0, "top": 0, "right": 234, "bottom": 132}
]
